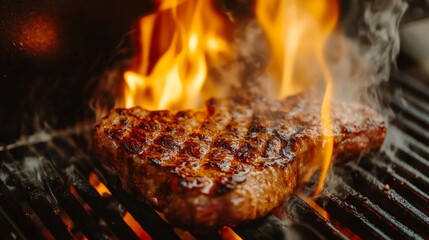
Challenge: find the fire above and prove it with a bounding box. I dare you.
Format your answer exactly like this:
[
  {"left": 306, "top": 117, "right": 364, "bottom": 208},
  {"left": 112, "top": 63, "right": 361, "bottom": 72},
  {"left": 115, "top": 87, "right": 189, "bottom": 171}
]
[
  {"left": 255, "top": 0, "right": 339, "bottom": 195},
  {"left": 301, "top": 195, "right": 330, "bottom": 220},
  {"left": 120, "top": 0, "right": 230, "bottom": 110},
  {"left": 122, "top": 0, "right": 338, "bottom": 194}
]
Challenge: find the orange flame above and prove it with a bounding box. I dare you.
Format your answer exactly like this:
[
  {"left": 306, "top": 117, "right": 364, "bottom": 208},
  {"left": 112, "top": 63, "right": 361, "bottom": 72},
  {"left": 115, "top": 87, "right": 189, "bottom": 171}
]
[
  {"left": 301, "top": 195, "right": 330, "bottom": 220},
  {"left": 122, "top": 0, "right": 338, "bottom": 195},
  {"left": 120, "top": 0, "right": 230, "bottom": 110},
  {"left": 256, "top": 0, "right": 339, "bottom": 195}
]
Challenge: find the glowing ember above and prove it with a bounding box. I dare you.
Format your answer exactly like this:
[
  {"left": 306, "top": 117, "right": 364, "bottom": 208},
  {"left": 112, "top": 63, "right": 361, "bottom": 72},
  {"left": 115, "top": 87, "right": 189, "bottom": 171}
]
[
  {"left": 87, "top": 173, "right": 151, "bottom": 239},
  {"left": 256, "top": 0, "right": 339, "bottom": 195},
  {"left": 119, "top": 0, "right": 230, "bottom": 110},
  {"left": 88, "top": 173, "right": 111, "bottom": 196},
  {"left": 219, "top": 226, "right": 243, "bottom": 240},
  {"left": 123, "top": 212, "right": 152, "bottom": 240},
  {"left": 302, "top": 196, "right": 360, "bottom": 239}
]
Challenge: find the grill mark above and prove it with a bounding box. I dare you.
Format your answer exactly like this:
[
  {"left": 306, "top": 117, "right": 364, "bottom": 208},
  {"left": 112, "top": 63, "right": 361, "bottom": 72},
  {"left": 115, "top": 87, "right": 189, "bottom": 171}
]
[
  {"left": 134, "top": 117, "right": 169, "bottom": 166},
  {"left": 174, "top": 102, "right": 236, "bottom": 191},
  {"left": 250, "top": 110, "right": 282, "bottom": 166},
  {"left": 204, "top": 108, "right": 234, "bottom": 166},
  {"left": 235, "top": 108, "right": 259, "bottom": 163},
  {"left": 202, "top": 102, "right": 254, "bottom": 191},
  {"left": 270, "top": 116, "right": 291, "bottom": 167},
  {"left": 179, "top": 111, "right": 211, "bottom": 160},
  {"left": 261, "top": 118, "right": 282, "bottom": 159},
  {"left": 278, "top": 127, "right": 306, "bottom": 162},
  {"left": 146, "top": 112, "right": 198, "bottom": 165},
  {"left": 211, "top": 105, "right": 249, "bottom": 152},
  {"left": 174, "top": 111, "right": 207, "bottom": 163},
  {"left": 214, "top": 106, "right": 253, "bottom": 170},
  {"left": 246, "top": 110, "right": 272, "bottom": 160},
  {"left": 97, "top": 92, "right": 387, "bottom": 202}
]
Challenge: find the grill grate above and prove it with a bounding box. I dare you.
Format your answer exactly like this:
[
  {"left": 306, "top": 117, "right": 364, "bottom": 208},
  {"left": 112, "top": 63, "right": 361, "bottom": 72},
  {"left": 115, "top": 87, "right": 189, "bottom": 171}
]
[{"left": 0, "top": 72, "right": 428, "bottom": 240}]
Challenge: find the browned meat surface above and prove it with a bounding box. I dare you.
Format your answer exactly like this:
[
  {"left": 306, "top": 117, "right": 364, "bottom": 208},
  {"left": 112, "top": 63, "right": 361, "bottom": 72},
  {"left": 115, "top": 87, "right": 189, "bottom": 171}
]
[{"left": 93, "top": 93, "right": 386, "bottom": 231}]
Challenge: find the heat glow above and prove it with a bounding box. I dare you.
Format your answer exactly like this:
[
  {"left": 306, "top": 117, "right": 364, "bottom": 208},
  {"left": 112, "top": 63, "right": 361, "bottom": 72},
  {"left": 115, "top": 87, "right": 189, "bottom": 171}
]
[{"left": 256, "top": 0, "right": 339, "bottom": 195}]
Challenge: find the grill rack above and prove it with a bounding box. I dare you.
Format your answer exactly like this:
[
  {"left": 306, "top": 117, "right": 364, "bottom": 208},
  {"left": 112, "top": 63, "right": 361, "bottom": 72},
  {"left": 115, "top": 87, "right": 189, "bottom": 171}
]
[{"left": 0, "top": 73, "right": 428, "bottom": 240}]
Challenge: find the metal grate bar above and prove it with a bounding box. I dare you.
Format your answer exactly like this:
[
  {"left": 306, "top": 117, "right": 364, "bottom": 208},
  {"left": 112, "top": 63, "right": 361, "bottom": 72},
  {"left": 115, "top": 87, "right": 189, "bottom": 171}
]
[
  {"left": 393, "top": 115, "right": 429, "bottom": 142},
  {"left": 64, "top": 166, "right": 139, "bottom": 240},
  {"left": 332, "top": 179, "right": 421, "bottom": 240},
  {"left": 395, "top": 148, "right": 429, "bottom": 176},
  {"left": 0, "top": 207, "right": 25, "bottom": 240},
  {"left": 386, "top": 154, "right": 429, "bottom": 194},
  {"left": 0, "top": 71, "right": 428, "bottom": 240},
  {"left": 0, "top": 179, "right": 44, "bottom": 240},
  {"left": 391, "top": 98, "right": 429, "bottom": 128},
  {"left": 391, "top": 73, "right": 429, "bottom": 98},
  {"left": 285, "top": 195, "right": 349, "bottom": 240},
  {"left": 1, "top": 168, "right": 74, "bottom": 240},
  {"left": 360, "top": 157, "right": 429, "bottom": 216},
  {"left": 40, "top": 164, "right": 113, "bottom": 240},
  {"left": 14, "top": 141, "right": 117, "bottom": 239},
  {"left": 344, "top": 162, "right": 429, "bottom": 238},
  {"left": 233, "top": 215, "right": 287, "bottom": 240},
  {"left": 94, "top": 164, "right": 181, "bottom": 240},
  {"left": 316, "top": 193, "right": 390, "bottom": 239},
  {"left": 397, "top": 90, "right": 429, "bottom": 115},
  {"left": 386, "top": 127, "right": 429, "bottom": 175},
  {"left": 408, "top": 144, "right": 429, "bottom": 165},
  {"left": 46, "top": 137, "right": 182, "bottom": 240},
  {"left": 32, "top": 141, "right": 139, "bottom": 239}
]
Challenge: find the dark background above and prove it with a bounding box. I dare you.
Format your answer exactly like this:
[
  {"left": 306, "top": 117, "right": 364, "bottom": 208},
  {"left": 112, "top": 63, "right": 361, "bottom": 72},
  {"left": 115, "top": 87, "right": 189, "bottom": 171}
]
[{"left": 0, "top": 0, "right": 155, "bottom": 143}]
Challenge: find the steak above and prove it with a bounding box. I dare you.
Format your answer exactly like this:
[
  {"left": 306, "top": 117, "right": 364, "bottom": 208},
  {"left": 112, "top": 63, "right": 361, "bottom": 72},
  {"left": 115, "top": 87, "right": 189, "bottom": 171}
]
[{"left": 93, "top": 93, "right": 386, "bottom": 231}]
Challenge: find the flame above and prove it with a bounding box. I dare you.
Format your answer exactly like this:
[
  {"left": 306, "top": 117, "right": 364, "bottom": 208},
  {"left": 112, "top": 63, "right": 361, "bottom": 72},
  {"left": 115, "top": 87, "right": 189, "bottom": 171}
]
[
  {"left": 301, "top": 195, "right": 330, "bottom": 220},
  {"left": 256, "top": 0, "right": 339, "bottom": 195},
  {"left": 120, "top": 0, "right": 230, "bottom": 110},
  {"left": 122, "top": 0, "right": 338, "bottom": 195}
]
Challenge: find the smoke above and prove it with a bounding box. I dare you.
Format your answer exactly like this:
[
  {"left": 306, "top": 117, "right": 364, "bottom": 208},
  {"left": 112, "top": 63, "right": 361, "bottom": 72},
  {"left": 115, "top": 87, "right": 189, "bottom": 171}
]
[
  {"left": 206, "top": 0, "right": 409, "bottom": 116},
  {"left": 2, "top": 155, "right": 62, "bottom": 210},
  {"left": 213, "top": 0, "right": 408, "bottom": 201},
  {"left": 337, "top": 0, "right": 408, "bottom": 110},
  {"left": 338, "top": 0, "right": 410, "bottom": 166},
  {"left": 88, "top": 63, "right": 127, "bottom": 121}
]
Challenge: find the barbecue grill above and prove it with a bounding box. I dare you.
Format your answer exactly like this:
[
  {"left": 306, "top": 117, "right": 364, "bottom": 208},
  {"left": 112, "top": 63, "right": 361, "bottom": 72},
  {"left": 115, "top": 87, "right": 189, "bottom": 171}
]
[
  {"left": 1, "top": 71, "right": 428, "bottom": 240},
  {"left": 1, "top": 1, "right": 429, "bottom": 240}
]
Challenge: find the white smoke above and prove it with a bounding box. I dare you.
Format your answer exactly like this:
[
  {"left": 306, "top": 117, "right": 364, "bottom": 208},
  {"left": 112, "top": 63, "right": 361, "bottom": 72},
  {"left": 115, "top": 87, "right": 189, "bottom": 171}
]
[{"left": 339, "top": 0, "right": 408, "bottom": 108}]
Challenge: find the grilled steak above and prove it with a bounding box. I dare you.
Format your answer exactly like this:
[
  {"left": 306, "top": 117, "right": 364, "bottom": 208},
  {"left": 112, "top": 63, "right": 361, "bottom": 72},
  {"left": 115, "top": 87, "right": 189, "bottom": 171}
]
[{"left": 93, "top": 93, "right": 386, "bottom": 231}]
